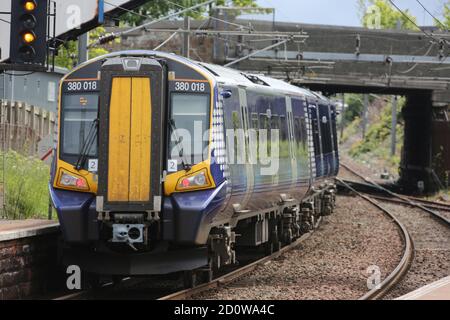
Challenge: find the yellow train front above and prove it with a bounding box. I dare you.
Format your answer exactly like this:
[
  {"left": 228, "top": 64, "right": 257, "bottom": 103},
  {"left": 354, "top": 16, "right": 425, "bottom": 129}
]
[{"left": 50, "top": 50, "right": 339, "bottom": 281}]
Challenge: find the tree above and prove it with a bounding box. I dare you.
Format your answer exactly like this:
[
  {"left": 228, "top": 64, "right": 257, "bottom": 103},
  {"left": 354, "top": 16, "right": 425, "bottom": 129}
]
[
  {"left": 120, "top": 0, "right": 260, "bottom": 26},
  {"left": 343, "top": 94, "right": 364, "bottom": 123},
  {"left": 443, "top": 3, "right": 449, "bottom": 29},
  {"left": 358, "top": 0, "right": 419, "bottom": 30},
  {"left": 55, "top": 27, "right": 111, "bottom": 69}
]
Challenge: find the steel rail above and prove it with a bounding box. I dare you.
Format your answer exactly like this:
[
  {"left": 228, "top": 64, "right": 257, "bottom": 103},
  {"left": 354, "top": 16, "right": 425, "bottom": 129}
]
[
  {"left": 54, "top": 220, "right": 322, "bottom": 301},
  {"left": 340, "top": 163, "right": 450, "bottom": 227},
  {"left": 158, "top": 219, "right": 322, "bottom": 300},
  {"left": 336, "top": 178, "right": 414, "bottom": 300},
  {"left": 366, "top": 194, "right": 450, "bottom": 213}
]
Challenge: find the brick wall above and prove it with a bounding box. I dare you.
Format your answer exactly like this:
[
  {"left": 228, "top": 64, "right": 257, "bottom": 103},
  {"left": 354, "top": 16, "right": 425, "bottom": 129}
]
[{"left": 0, "top": 231, "right": 59, "bottom": 299}]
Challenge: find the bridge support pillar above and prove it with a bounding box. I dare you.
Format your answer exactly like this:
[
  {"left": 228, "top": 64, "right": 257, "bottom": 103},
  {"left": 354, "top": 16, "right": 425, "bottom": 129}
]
[
  {"left": 430, "top": 90, "right": 450, "bottom": 191},
  {"left": 399, "top": 92, "right": 435, "bottom": 194}
]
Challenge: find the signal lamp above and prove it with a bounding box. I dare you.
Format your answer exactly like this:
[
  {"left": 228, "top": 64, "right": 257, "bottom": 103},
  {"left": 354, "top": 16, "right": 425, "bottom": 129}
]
[
  {"left": 18, "top": 45, "right": 36, "bottom": 61},
  {"left": 24, "top": 1, "right": 37, "bottom": 11},
  {"left": 22, "top": 31, "right": 36, "bottom": 43},
  {"left": 21, "top": 14, "right": 37, "bottom": 29}
]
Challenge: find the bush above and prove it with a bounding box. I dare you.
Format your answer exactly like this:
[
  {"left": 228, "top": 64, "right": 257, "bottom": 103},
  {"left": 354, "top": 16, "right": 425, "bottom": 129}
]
[
  {"left": 0, "top": 151, "right": 50, "bottom": 219},
  {"left": 348, "top": 97, "right": 404, "bottom": 168}
]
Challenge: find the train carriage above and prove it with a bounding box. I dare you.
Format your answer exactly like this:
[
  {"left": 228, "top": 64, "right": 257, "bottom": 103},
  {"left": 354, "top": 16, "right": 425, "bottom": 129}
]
[{"left": 49, "top": 50, "right": 339, "bottom": 285}]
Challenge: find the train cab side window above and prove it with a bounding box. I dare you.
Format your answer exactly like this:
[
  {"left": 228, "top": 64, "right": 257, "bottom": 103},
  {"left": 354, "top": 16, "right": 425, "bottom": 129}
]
[{"left": 170, "top": 93, "right": 209, "bottom": 166}]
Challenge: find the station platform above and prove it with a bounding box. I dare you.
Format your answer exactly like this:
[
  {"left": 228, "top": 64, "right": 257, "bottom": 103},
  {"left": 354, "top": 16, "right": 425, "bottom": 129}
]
[
  {"left": 0, "top": 219, "right": 59, "bottom": 241},
  {"left": 396, "top": 277, "right": 450, "bottom": 300}
]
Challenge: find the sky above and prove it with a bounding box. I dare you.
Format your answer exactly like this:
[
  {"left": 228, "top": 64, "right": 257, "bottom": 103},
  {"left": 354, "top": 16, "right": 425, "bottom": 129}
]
[{"left": 239, "top": 0, "right": 448, "bottom": 27}]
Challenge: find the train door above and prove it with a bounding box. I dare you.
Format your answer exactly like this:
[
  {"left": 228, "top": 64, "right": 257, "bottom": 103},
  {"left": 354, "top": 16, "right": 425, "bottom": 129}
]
[
  {"left": 238, "top": 87, "right": 254, "bottom": 210},
  {"left": 308, "top": 102, "right": 323, "bottom": 178},
  {"left": 330, "top": 104, "right": 340, "bottom": 176},
  {"left": 97, "top": 57, "right": 165, "bottom": 213},
  {"left": 222, "top": 86, "right": 247, "bottom": 209},
  {"left": 291, "top": 97, "right": 311, "bottom": 183},
  {"left": 286, "top": 97, "right": 298, "bottom": 192},
  {"left": 318, "top": 104, "right": 332, "bottom": 177}
]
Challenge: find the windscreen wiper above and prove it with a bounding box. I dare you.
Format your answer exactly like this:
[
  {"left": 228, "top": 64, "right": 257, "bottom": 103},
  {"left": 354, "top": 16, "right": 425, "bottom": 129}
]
[
  {"left": 169, "top": 119, "right": 191, "bottom": 171},
  {"left": 74, "top": 118, "right": 99, "bottom": 171}
]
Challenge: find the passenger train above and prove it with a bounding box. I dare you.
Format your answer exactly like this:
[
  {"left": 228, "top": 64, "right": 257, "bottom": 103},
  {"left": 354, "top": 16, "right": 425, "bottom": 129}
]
[{"left": 49, "top": 50, "right": 339, "bottom": 287}]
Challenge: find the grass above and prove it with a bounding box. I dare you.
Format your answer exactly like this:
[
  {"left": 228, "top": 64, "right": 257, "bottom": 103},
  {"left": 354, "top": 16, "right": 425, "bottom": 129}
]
[{"left": 0, "top": 151, "right": 50, "bottom": 220}]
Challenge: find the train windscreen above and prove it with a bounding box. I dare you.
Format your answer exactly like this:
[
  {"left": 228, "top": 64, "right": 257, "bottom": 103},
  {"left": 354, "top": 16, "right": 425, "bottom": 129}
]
[
  {"left": 61, "top": 93, "right": 98, "bottom": 158},
  {"left": 170, "top": 93, "right": 209, "bottom": 165}
]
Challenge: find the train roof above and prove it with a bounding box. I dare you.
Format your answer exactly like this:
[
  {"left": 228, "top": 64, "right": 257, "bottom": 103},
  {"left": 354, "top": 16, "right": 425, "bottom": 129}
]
[
  {"left": 197, "top": 62, "right": 320, "bottom": 99},
  {"left": 69, "top": 50, "right": 329, "bottom": 103}
]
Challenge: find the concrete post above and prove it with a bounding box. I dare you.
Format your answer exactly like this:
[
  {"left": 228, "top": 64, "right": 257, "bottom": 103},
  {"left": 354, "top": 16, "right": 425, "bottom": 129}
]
[
  {"left": 391, "top": 96, "right": 398, "bottom": 157},
  {"left": 362, "top": 94, "right": 369, "bottom": 138},
  {"left": 78, "top": 32, "right": 89, "bottom": 64},
  {"left": 183, "top": 16, "right": 190, "bottom": 58},
  {"left": 340, "top": 93, "right": 345, "bottom": 140}
]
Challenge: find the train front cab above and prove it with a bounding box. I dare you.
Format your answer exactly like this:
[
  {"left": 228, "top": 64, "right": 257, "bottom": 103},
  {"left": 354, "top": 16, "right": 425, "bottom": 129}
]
[{"left": 50, "top": 53, "right": 229, "bottom": 276}]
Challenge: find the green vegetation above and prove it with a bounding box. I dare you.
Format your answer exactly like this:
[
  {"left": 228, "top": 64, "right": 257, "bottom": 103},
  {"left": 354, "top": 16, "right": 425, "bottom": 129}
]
[
  {"left": 444, "top": 4, "right": 450, "bottom": 29},
  {"left": 358, "top": 0, "right": 419, "bottom": 30},
  {"left": 347, "top": 97, "right": 405, "bottom": 168},
  {"left": 120, "top": 0, "right": 261, "bottom": 26},
  {"left": 55, "top": 27, "right": 110, "bottom": 69},
  {"left": 1, "top": 151, "right": 50, "bottom": 220}
]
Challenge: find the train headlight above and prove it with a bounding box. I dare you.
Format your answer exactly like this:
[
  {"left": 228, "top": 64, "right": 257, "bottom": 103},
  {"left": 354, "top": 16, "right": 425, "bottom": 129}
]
[
  {"left": 176, "top": 169, "right": 211, "bottom": 191},
  {"left": 58, "top": 170, "right": 89, "bottom": 190}
]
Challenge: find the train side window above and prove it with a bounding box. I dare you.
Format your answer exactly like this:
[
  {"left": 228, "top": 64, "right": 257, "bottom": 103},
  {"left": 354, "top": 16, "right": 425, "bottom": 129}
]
[
  {"left": 259, "top": 113, "right": 269, "bottom": 130},
  {"left": 300, "top": 117, "right": 308, "bottom": 150},
  {"left": 271, "top": 115, "right": 280, "bottom": 130},
  {"left": 294, "top": 117, "right": 302, "bottom": 142},
  {"left": 293, "top": 116, "right": 308, "bottom": 157},
  {"left": 251, "top": 112, "right": 259, "bottom": 129},
  {"left": 232, "top": 111, "right": 240, "bottom": 130},
  {"left": 280, "top": 115, "right": 288, "bottom": 141}
]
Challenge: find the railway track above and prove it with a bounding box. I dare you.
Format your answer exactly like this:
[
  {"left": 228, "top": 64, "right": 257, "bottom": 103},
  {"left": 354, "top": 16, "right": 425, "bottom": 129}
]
[
  {"left": 340, "top": 163, "right": 450, "bottom": 226},
  {"left": 157, "top": 179, "right": 414, "bottom": 300},
  {"left": 160, "top": 179, "right": 415, "bottom": 301},
  {"left": 158, "top": 230, "right": 317, "bottom": 300},
  {"left": 336, "top": 178, "right": 414, "bottom": 300},
  {"left": 54, "top": 162, "right": 444, "bottom": 301},
  {"left": 339, "top": 162, "right": 450, "bottom": 299},
  {"left": 54, "top": 220, "right": 322, "bottom": 301}
]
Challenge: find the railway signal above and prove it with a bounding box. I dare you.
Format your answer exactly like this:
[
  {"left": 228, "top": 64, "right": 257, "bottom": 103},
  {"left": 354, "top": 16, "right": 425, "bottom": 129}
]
[{"left": 9, "top": 0, "right": 48, "bottom": 66}]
